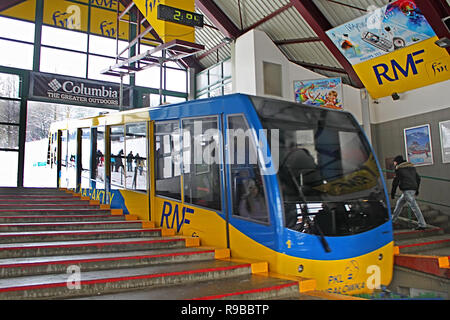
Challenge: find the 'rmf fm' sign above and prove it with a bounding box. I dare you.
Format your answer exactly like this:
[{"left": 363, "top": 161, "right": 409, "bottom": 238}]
[{"left": 354, "top": 36, "right": 450, "bottom": 99}]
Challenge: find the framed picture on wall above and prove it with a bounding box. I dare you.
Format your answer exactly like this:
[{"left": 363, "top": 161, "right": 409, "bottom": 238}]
[
  {"left": 439, "top": 120, "right": 450, "bottom": 163},
  {"left": 404, "top": 124, "right": 433, "bottom": 166},
  {"left": 293, "top": 78, "right": 343, "bottom": 110}
]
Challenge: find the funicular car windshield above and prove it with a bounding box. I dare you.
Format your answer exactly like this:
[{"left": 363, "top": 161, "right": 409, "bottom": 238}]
[{"left": 251, "top": 97, "right": 390, "bottom": 236}]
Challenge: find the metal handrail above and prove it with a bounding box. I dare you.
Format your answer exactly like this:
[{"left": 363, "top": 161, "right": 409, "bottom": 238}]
[{"left": 383, "top": 169, "right": 450, "bottom": 209}]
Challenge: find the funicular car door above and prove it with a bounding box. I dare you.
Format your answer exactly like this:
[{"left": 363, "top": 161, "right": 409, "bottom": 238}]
[{"left": 224, "top": 113, "right": 277, "bottom": 257}]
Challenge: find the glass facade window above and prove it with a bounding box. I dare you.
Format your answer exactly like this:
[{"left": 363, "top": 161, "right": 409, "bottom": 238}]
[
  {"left": 88, "top": 55, "right": 123, "bottom": 83},
  {"left": 0, "top": 100, "right": 20, "bottom": 124},
  {"left": 0, "top": 16, "right": 35, "bottom": 42},
  {"left": 41, "top": 26, "right": 88, "bottom": 52},
  {"left": 0, "top": 39, "right": 34, "bottom": 70},
  {"left": 0, "top": 125, "right": 19, "bottom": 149},
  {"left": 165, "top": 68, "right": 187, "bottom": 92},
  {"left": 155, "top": 121, "right": 181, "bottom": 200},
  {"left": 0, "top": 73, "right": 20, "bottom": 98},
  {"left": 40, "top": 47, "right": 87, "bottom": 77},
  {"left": 0, "top": 151, "right": 18, "bottom": 187},
  {"left": 195, "top": 58, "right": 232, "bottom": 99}
]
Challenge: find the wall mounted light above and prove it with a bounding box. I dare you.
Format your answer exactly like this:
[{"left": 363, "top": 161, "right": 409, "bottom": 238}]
[{"left": 391, "top": 92, "right": 400, "bottom": 101}]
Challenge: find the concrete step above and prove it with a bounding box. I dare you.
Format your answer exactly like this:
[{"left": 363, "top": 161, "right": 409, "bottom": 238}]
[
  {"left": 0, "top": 189, "right": 70, "bottom": 196},
  {"left": 0, "top": 220, "right": 153, "bottom": 232},
  {"left": 0, "top": 195, "right": 78, "bottom": 200},
  {"left": 0, "top": 259, "right": 254, "bottom": 299},
  {"left": 73, "top": 273, "right": 300, "bottom": 300},
  {"left": 0, "top": 199, "right": 87, "bottom": 205},
  {"left": 0, "top": 228, "right": 164, "bottom": 244},
  {"left": 428, "top": 215, "right": 449, "bottom": 228},
  {"left": 0, "top": 236, "right": 187, "bottom": 259},
  {"left": 394, "top": 227, "right": 444, "bottom": 241},
  {"left": 0, "top": 204, "right": 101, "bottom": 210},
  {"left": 422, "top": 210, "right": 440, "bottom": 219},
  {"left": 395, "top": 234, "right": 450, "bottom": 254},
  {"left": 0, "top": 247, "right": 218, "bottom": 278},
  {"left": 394, "top": 254, "right": 450, "bottom": 279},
  {"left": 0, "top": 214, "right": 132, "bottom": 223},
  {"left": 0, "top": 208, "right": 118, "bottom": 216}
]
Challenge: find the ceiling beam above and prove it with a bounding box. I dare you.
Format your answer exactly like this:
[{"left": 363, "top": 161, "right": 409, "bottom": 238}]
[
  {"left": 290, "top": 60, "right": 347, "bottom": 74},
  {"left": 0, "top": 0, "right": 26, "bottom": 12},
  {"left": 243, "top": 3, "right": 293, "bottom": 33},
  {"left": 274, "top": 37, "right": 321, "bottom": 45},
  {"left": 195, "top": 0, "right": 242, "bottom": 39},
  {"left": 289, "top": 0, "right": 364, "bottom": 88}
]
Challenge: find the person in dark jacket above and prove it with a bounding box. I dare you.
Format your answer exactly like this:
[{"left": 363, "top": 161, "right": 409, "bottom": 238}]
[{"left": 391, "top": 155, "right": 427, "bottom": 230}]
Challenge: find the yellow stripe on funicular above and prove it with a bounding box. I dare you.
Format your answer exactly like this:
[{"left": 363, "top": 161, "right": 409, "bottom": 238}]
[
  {"left": 152, "top": 197, "right": 228, "bottom": 248},
  {"left": 227, "top": 221, "right": 394, "bottom": 295},
  {"left": 119, "top": 190, "right": 150, "bottom": 221}
]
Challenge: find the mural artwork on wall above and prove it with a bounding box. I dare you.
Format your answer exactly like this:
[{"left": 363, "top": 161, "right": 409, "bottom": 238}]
[
  {"left": 439, "top": 120, "right": 450, "bottom": 164},
  {"left": 293, "top": 78, "right": 343, "bottom": 110},
  {"left": 404, "top": 124, "right": 433, "bottom": 166}
]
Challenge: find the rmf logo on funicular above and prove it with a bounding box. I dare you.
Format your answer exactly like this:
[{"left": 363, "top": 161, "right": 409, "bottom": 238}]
[{"left": 354, "top": 36, "right": 450, "bottom": 99}]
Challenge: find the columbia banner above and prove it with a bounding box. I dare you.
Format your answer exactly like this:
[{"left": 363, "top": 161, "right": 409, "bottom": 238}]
[
  {"left": 326, "top": 0, "right": 450, "bottom": 99},
  {"left": 29, "top": 72, "right": 130, "bottom": 108}
]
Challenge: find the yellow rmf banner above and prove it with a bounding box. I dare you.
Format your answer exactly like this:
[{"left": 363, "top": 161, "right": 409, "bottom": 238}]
[
  {"left": 354, "top": 36, "right": 450, "bottom": 99},
  {"left": 132, "top": 0, "right": 195, "bottom": 43}
]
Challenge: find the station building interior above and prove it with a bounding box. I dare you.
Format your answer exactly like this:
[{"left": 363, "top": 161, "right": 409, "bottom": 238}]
[{"left": 0, "top": 0, "right": 448, "bottom": 301}]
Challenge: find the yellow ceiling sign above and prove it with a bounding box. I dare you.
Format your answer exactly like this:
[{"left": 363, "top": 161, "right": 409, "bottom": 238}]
[
  {"left": 354, "top": 36, "right": 450, "bottom": 99},
  {"left": 132, "top": 0, "right": 195, "bottom": 43},
  {"left": 43, "top": 0, "right": 89, "bottom": 32}
]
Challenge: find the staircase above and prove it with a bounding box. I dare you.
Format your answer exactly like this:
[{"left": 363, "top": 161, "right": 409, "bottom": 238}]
[
  {"left": 0, "top": 187, "right": 342, "bottom": 300},
  {"left": 390, "top": 216, "right": 450, "bottom": 299}
]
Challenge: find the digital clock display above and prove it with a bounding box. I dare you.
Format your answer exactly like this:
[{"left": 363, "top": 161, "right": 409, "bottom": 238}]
[{"left": 157, "top": 4, "right": 204, "bottom": 28}]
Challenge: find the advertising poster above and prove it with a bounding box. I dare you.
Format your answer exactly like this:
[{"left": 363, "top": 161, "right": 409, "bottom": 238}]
[
  {"left": 404, "top": 124, "right": 433, "bottom": 166},
  {"left": 325, "top": 0, "right": 436, "bottom": 65},
  {"left": 439, "top": 120, "right": 450, "bottom": 163},
  {"left": 294, "top": 78, "right": 343, "bottom": 110}
]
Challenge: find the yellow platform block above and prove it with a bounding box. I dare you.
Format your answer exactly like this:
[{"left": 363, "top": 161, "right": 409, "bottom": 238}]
[
  {"left": 100, "top": 204, "right": 110, "bottom": 209},
  {"left": 438, "top": 256, "right": 449, "bottom": 269},
  {"left": 161, "top": 228, "right": 176, "bottom": 237},
  {"left": 110, "top": 209, "right": 123, "bottom": 215},
  {"left": 214, "top": 248, "right": 231, "bottom": 259},
  {"left": 125, "top": 215, "right": 139, "bottom": 221},
  {"left": 185, "top": 237, "right": 201, "bottom": 247},
  {"left": 141, "top": 221, "right": 156, "bottom": 229},
  {"left": 298, "top": 277, "right": 317, "bottom": 293},
  {"left": 89, "top": 200, "right": 100, "bottom": 205},
  {"left": 251, "top": 262, "right": 268, "bottom": 274}
]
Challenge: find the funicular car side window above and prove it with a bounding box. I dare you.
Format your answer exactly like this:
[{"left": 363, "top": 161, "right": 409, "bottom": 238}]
[{"left": 227, "top": 115, "right": 269, "bottom": 224}]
